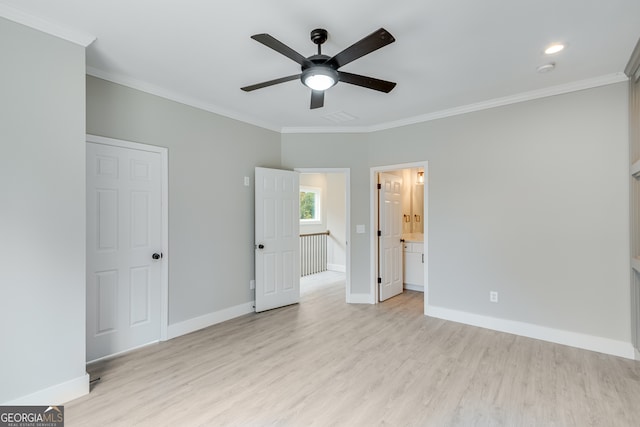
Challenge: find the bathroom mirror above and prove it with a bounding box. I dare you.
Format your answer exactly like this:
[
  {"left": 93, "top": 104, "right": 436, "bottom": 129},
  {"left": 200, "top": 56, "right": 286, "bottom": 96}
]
[
  {"left": 399, "top": 167, "right": 424, "bottom": 234},
  {"left": 411, "top": 168, "right": 424, "bottom": 233}
]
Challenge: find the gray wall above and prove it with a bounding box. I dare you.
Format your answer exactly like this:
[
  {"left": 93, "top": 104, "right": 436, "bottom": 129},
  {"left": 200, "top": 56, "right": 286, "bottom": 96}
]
[
  {"left": 282, "top": 83, "right": 630, "bottom": 342},
  {"left": 325, "top": 173, "right": 347, "bottom": 270},
  {"left": 86, "top": 77, "right": 281, "bottom": 323},
  {"left": 0, "top": 18, "right": 87, "bottom": 402}
]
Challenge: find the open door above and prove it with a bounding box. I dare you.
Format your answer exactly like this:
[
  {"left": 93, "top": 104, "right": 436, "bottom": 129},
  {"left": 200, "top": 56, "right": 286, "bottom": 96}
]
[
  {"left": 378, "top": 172, "right": 403, "bottom": 301},
  {"left": 255, "top": 167, "right": 300, "bottom": 312}
]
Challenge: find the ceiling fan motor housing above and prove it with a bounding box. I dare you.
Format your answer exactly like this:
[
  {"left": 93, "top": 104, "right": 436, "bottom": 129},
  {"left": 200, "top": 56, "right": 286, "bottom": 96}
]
[
  {"left": 301, "top": 53, "right": 338, "bottom": 90},
  {"left": 310, "top": 28, "right": 328, "bottom": 45}
]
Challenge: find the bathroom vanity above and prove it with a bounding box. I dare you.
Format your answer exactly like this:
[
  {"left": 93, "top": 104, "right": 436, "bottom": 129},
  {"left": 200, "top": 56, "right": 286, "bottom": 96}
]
[{"left": 403, "top": 233, "right": 424, "bottom": 292}]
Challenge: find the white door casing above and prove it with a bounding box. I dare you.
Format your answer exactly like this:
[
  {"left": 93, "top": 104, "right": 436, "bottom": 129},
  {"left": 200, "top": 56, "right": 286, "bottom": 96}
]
[
  {"left": 86, "top": 141, "right": 163, "bottom": 361},
  {"left": 255, "top": 167, "right": 300, "bottom": 312},
  {"left": 378, "top": 173, "right": 403, "bottom": 301}
]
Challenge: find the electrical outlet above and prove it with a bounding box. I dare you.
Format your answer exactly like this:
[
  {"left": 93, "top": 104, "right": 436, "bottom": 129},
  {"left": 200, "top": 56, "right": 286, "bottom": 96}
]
[
  {"left": 489, "top": 291, "right": 499, "bottom": 303},
  {"left": 250, "top": 279, "right": 255, "bottom": 290}
]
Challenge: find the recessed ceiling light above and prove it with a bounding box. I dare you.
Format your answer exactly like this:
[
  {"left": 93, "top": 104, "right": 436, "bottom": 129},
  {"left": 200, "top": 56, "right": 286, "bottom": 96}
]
[
  {"left": 545, "top": 43, "right": 565, "bottom": 55},
  {"left": 537, "top": 63, "right": 556, "bottom": 73}
]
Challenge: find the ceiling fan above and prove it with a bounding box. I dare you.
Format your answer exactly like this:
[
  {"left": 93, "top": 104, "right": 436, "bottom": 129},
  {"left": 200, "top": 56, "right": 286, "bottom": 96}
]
[{"left": 241, "top": 28, "right": 397, "bottom": 109}]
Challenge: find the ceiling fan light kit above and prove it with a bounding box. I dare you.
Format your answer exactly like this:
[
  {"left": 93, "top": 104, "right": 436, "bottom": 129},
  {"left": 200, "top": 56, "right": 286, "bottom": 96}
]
[
  {"left": 241, "top": 27, "right": 397, "bottom": 109},
  {"left": 302, "top": 66, "right": 338, "bottom": 91}
]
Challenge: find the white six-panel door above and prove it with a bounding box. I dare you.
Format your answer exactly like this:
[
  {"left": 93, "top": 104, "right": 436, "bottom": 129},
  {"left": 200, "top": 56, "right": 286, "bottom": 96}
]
[
  {"left": 255, "top": 167, "right": 300, "bottom": 312},
  {"left": 86, "top": 142, "right": 162, "bottom": 361},
  {"left": 379, "top": 172, "right": 403, "bottom": 301}
]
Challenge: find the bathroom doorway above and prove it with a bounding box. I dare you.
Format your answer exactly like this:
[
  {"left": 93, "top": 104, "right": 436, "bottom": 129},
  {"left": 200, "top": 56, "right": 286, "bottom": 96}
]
[{"left": 370, "top": 162, "right": 428, "bottom": 312}]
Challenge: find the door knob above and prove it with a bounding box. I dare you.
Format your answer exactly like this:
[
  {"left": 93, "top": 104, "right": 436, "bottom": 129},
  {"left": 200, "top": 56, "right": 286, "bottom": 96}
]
[
  {"left": 257, "top": 244, "right": 264, "bottom": 249},
  {"left": 152, "top": 253, "right": 163, "bottom": 260}
]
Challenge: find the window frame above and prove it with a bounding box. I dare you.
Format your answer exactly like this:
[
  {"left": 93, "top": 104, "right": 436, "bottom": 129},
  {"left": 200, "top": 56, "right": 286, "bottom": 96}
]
[{"left": 299, "top": 186, "right": 322, "bottom": 225}]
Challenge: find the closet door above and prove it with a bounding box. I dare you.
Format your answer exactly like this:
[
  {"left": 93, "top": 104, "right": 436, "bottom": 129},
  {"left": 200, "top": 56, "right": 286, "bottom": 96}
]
[{"left": 86, "top": 142, "right": 163, "bottom": 361}]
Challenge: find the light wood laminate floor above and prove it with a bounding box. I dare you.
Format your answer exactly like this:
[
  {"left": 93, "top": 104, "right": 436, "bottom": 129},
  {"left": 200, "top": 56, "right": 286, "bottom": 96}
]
[{"left": 67, "top": 273, "right": 640, "bottom": 426}]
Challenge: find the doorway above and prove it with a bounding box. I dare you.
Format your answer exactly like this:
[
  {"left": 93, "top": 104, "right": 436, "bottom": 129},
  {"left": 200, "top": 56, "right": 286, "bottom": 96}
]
[
  {"left": 296, "top": 168, "right": 351, "bottom": 302},
  {"left": 370, "top": 162, "right": 428, "bottom": 312}
]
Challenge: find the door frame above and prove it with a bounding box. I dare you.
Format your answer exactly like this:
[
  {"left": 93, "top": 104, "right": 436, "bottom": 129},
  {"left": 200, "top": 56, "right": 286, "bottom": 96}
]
[
  {"left": 86, "top": 134, "right": 169, "bottom": 341},
  {"left": 295, "top": 168, "right": 351, "bottom": 303},
  {"left": 370, "top": 161, "right": 429, "bottom": 312}
]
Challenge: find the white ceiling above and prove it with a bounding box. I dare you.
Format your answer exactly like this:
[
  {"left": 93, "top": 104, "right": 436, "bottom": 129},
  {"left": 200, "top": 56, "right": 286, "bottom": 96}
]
[{"left": 2, "top": 0, "right": 640, "bottom": 132}]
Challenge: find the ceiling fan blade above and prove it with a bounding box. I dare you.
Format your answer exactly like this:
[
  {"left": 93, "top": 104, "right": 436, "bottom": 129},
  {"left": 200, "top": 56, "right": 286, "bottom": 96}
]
[
  {"left": 338, "top": 71, "right": 396, "bottom": 93},
  {"left": 310, "top": 90, "right": 324, "bottom": 109},
  {"left": 241, "top": 74, "right": 300, "bottom": 92},
  {"left": 251, "top": 34, "right": 313, "bottom": 67},
  {"left": 326, "top": 28, "right": 395, "bottom": 69}
]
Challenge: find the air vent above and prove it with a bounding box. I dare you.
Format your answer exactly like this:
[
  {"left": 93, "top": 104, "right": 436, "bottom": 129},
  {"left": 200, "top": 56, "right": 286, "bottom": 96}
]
[{"left": 322, "top": 111, "right": 357, "bottom": 124}]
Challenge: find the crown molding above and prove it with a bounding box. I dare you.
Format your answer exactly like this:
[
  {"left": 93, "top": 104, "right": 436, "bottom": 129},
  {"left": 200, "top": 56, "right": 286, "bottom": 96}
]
[
  {"left": 0, "top": 4, "right": 95, "bottom": 47},
  {"left": 625, "top": 37, "right": 640, "bottom": 82},
  {"left": 284, "top": 73, "right": 628, "bottom": 134},
  {"left": 86, "top": 67, "right": 281, "bottom": 133},
  {"left": 87, "top": 65, "right": 627, "bottom": 135},
  {"left": 369, "top": 73, "right": 628, "bottom": 132},
  {"left": 368, "top": 73, "right": 630, "bottom": 132},
  {"left": 281, "top": 125, "right": 370, "bottom": 134}
]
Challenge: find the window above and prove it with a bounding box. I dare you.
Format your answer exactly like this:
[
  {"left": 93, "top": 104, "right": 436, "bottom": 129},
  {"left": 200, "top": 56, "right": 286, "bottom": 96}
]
[{"left": 300, "top": 186, "right": 321, "bottom": 224}]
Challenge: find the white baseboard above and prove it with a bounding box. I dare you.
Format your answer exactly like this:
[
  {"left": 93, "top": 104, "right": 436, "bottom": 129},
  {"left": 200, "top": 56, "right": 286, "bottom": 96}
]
[
  {"left": 348, "top": 293, "right": 374, "bottom": 304},
  {"left": 404, "top": 283, "right": 424, "bottom": 292},
  {"left": 327, "top": 264, "right": 346, "bottom": 273},
  {"left": 2, "top": 373, "right": 89, "bottom": 406},
  {"left": 87, "top": 340, "right": 159, "bottom": 364},
  {"left": 425, "top": 305, "right": 636, "bottom": 359},
  {"left": 167, "top": 301, "right": 255, "bottom": 340}
]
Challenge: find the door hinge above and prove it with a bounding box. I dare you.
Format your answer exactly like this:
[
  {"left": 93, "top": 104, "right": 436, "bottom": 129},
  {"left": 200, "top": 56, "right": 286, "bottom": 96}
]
[
  {"left": 377, "top": 230, "right": 381, "bottom": 237},
  {"left": 378, "top": 277, "right": 382, "bottom": 284},
  {"left": 377, "top": 183, "right": 381, "bottom": 189}
]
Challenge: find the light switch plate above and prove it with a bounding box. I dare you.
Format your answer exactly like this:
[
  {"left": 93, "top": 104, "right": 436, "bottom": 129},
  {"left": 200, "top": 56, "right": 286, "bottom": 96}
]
[
  {"left": 244, "top": 176, "right": 250, "bottom": 186},
  {"left": 356, "top": 224, "right": 365, "bottom": 234}
]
